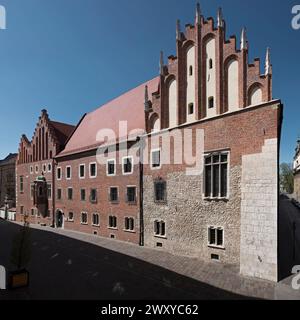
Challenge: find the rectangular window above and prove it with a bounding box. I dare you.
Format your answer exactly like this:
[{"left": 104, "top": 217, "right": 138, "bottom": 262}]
[
  {"left": 151, "top": 150, "right": 161, "bottom": 169},
  {"left": 66, "top": 166, "right": 72, "bottom": 180},
  {"left": 57, "top": 188, "right": 62, "bottom": 200},
  {"left": 90, "top": 163, "right": 97, "bottom": 178},
  {"left": 92, "top": 213, "right": 100, "bottom": 226},
  {"left": 57, "top": 167, "right": 62, "bottom": 180},
  {"left": 81, "top": 212, "right": 88, "bottom": 225},
  {"left": 20, "top": 176, "right": 24, "bottom": 193},
  {"left": 68, "top": 212, "right": 74, "bottom": 222},
  {"left": 188, "top": 103, "right": 194, "bottom": 115},
  {"left": 67, "top": 188, "right": 73, "bottom": 200},
  {"left": 126, "top": 186, "right": 137, "bottom": 203},
  {"left": 80, "top": 189, "right": 86, "bottom": 201},
  {"left": 125, "top": 217, "right": 134, "bottom": 231},
  {"left": 79, "top": 164, "right": 85, "bottom": 179},
  {"left": 204, "top": 152, "right": 228, "bottom": 199},
  {"left": 30, "top": 184, "right": 34, "bottom": 200},
  {"left": 47, "top": 184, "right": 52, "bottom": 200},
  {"left": 154, "top": 180, "right": 166, "bottom": 202},
  {"left": 208, "top": 227, "right": 224, "bottom": 247},
  {"left": 109, "top": 216, "right": 117, "bottom": 229},
  {"left": 154, "top": 220, "right": 166, "bottom": 237},
  {"left": 31, "top": 208, "right": 35, "bottom": 216},
  {"left": 20, "top": 206, "right": 24, "bottom": 215},
  {"left": 107, "top": 159, "right": 116, "bottom": 176},
  {"left": 109, "top": 187, "right": 119, "bottom": 203},
  {"left": 90, "top": 189, "right": 97, "bottom": 203},
  {"left": 122, "top": 157, "right": 133, "bottom": 175}
]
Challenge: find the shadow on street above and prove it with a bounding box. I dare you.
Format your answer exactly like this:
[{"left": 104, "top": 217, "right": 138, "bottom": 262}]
[{"left": 0, "top": 220, "right": 251, "bottom": 300}]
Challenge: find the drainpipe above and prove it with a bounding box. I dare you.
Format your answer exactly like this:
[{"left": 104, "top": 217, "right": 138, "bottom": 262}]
[
  {"left": 52, "top": 158, "right": 56, "bottom": 228},
  {"left": 138, "top": 136, "right": 144, "bottom": 247}
]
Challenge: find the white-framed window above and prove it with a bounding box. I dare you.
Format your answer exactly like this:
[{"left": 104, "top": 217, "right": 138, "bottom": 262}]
[
  {"left": 154, "top": 220, "right": 166, "bottom": 237},
  {"left": 204, "top": 151, "right": 229, "bottom": 199},
  {"left": 79, "top": 164, "right": 85, "bottom": 179},
  {"left": 151, "top": 149, "right": 161, "bottom": 170},
  {"left": 122, "top": 156, "right": 133, "bottom": 175},
  {"left": 47, "top": 183, "right": 52, "bottom": 200},
  {"left": 66, "top": 166, "right": 72, "bottom": 180},
  {"left": 30, "top": 166, "right": 33, "bottom": 174},
  {"left": 124, "top": 217, "right": 135, "bottom": 231},
  {"left": 81, "top": 212, "right": 88, "bottom": 225},
  {"left": 48, "top": 163, "right": 52, "bottom": 172},
  {"left": 35, "top": 165, "right": 39, "bottom": 174},
  {"left": 92, "top": 213, "right": 100, "bottom": 226},
  {"left": 107, "top": 159, "right": 116, "bottom": 176},
  {"left": 89, "top": 162, "right": 97, "bottom": 178},
  {"left": 108, "top": 216, "right": 117, "bottom": 229},
  {"left": 208, "top": 226, "right": 224, "bottom": 248},
  {"left": 68, "top": 212, "right": 74, "bottom": 222},
  {"left": 57, "top": 167, "right": 62, "bottom": 180}
]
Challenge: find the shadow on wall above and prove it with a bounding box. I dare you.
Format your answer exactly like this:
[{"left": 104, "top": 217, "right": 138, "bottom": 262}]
[{"left": 0, "top": 220, "right": 254, "bottom": 300}]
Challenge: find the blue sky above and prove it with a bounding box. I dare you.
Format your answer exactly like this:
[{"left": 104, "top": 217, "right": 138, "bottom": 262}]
[{"left": 0, "top": 0, "right": 299, "bottom": 163}]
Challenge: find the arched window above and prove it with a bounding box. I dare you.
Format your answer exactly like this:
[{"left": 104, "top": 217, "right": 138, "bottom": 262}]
[
  {"left": 248, "top": 84, "right": 263, "bottom": 106},
  {"left": 189, "top": 65, "right": 193, "bottom": 76},
  {"left": 168, "top": 79, "right": 177, "bottom": 127},
  {"left": 209, "top": 59, "right": 213, "bottom": 69},
  {"left": 226, "top": 59, "right": 239, "bottom": 111}
]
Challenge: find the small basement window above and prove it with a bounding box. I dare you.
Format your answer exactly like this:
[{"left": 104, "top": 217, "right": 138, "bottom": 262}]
[{"left": 211, "top": 254, "right": 220, "bottom": 261}]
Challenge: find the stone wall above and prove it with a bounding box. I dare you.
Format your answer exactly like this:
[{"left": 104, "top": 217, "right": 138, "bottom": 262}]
[
  {"left": 240, "top": 139, "right": 278, "bottom": 282},
  {"left": 143, "top": 166, "right": 242, "bottom": 266}
]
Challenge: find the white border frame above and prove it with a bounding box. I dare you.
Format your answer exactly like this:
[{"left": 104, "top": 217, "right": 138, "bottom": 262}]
[
  {"left": 153, "top": 219, "right": 167, "bottom": 239},
  {"left": 122, "top": 156, "right": 134, "bottom": 175},
  {"left": 66, "top": 165, "right": 72, "bottom": 180},
  {"left": 107, "top": 159, "right": 116, "bottom": 176},
  {"left": 207, "top": 225, "right": 225, "bottom": 250},
  {"left": 47, "top": 183, "right": 52, "bottom": 200},
  {"left": 91, "top": 213, "right": 100, "bottom": 227},
  {"left": 124, "top": 216, "right": 135, "bottom": 233},
  {"left": 203, "top": 150, "right": 230, "bottom": 201},
  {"left": 89, "top": 162, "right": 97, "bottom": 179},
  {"left": 79, "top": 164, "right": 86, "bottom": 179},
  {"left": 150, "top": 148, "right": 162, "bottom": 170}
]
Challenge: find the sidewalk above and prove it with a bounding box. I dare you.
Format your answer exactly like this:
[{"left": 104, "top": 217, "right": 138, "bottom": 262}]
[{"left": 15, "top": 222, "right": 291, "bottom": 300}]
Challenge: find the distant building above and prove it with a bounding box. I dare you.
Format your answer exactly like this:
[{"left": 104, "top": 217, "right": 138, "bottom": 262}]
[{"left": 0, "top": 153, "right": 17, "bottom": 208}]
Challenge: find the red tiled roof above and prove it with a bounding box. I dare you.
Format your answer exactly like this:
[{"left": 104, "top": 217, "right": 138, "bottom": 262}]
[{"left": 58, "top": 77, "right": 159, "bottom": 157}]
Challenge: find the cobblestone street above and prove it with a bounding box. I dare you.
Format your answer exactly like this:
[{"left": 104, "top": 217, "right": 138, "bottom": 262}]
[{"left": 0, "top": 218, "right": 288, "bottom": 300}]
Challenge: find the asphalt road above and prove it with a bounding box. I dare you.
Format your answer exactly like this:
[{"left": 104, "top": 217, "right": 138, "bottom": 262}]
[
  {"left": 0, "top": 220, "right": 246, "bottom": 300},
  {"left": 278, "top": 195, "right": 300, "bottom": 280}
]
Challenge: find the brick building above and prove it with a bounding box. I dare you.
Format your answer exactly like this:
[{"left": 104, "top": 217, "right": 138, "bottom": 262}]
[
  {"left": 16, "top": 5, "right": 283, "bottom": 282},
  {"left": 0, "top": 153, "right": 17, "bottom": 208},
  {"left": 16, "top": 110, "right": 75, "bottom": 225}
]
